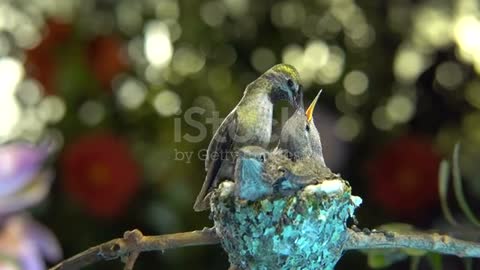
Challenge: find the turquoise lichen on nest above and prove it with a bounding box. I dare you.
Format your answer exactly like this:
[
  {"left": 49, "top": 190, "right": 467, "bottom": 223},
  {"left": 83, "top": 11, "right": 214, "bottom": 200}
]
[{"left": 210, "top": 179, "right": 362, "bottom": 270}]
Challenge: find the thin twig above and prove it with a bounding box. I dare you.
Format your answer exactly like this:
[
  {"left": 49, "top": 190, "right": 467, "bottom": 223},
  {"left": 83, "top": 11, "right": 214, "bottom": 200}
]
[
  {"left": 49, "top": 227, "right": 220, "bottom": 270},
  {"left": 345, "top": 228, "right": 480, "bottom": 257}
]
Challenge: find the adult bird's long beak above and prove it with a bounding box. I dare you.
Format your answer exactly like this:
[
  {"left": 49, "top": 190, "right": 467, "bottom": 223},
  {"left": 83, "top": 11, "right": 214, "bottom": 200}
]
[{"left": 305, "top": 89, "right": 322, "bottom": 123}]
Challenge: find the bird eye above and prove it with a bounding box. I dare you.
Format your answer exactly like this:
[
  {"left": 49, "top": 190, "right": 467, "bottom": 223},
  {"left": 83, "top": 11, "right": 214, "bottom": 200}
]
[
  {"left": 305, "top": 124, "right": 310, "bottom": 132},
  {"left": 259, "top": 155, "right": 265, "bottom": 162},
  {"left": 287, "top": 78, "right": 294, "bottom": 89}
]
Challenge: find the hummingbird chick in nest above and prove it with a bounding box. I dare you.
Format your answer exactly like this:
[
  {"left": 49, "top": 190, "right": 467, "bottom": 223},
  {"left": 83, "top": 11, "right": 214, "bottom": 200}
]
[
  {"left": 232, "top": 146, "right": 338, "bottom": 201},
  {"left": 266, "top": 149, "right": 337, "bottom": 196},
  {"left": 278, "top": 89, "right": 326, "bottom": 166},
  {"left": 272, "top": 89, "right": 337, "bottom": 194},
  {"left": 233, "top": 146, "right": 272, "bottom": 201}
]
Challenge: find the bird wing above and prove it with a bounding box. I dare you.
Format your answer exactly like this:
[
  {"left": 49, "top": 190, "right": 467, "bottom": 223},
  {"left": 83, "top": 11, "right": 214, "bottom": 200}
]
[
  {"left": 194, "top": 110, "right": 238, "bottom": 211},
  {"left": 204, "top": 108, "right": 237, "bottom": 171}
]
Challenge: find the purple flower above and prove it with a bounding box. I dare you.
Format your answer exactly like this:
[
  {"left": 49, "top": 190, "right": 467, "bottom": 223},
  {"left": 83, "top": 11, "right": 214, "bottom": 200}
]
[
  {"left": 0, "top": 143, "right": 52, "bottom": 216},
  {"left": 0, "top": 215, "right": 62, "bottom": 270},
  {"left": 0, "top": 142, "right": 62, "bottom": 269}
]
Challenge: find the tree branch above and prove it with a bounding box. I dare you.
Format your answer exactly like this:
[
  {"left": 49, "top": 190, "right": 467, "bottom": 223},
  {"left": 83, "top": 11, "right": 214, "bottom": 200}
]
[
  {"left": 49, "top": 226, "right": 480, "bottom": 270},
  {"left": 49, "top": 227, "right": 220, "bottom": 270},
  {"left": 345, "top": 228, "right": 480, "bottom": 257}
]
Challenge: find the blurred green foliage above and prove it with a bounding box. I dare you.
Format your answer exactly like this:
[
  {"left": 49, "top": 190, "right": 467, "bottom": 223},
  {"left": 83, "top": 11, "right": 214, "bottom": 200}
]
[{"left": 0, "top": 0, "right": 479, "bottom": 269}]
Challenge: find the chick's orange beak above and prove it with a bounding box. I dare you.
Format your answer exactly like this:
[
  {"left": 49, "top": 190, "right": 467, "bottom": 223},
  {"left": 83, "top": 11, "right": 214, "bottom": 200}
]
[{"left": 305, "top": 89, "right": 322, "bottom": 122}]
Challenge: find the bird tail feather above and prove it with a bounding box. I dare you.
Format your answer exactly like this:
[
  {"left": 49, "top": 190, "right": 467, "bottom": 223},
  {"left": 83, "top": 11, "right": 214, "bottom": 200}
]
[{"left": 193, "top": 159, "right": 221, "bottom": 211}]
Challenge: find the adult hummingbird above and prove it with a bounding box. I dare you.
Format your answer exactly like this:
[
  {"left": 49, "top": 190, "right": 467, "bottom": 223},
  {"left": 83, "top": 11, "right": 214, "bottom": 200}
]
[
  {"left": 193, "top": 64, "right": 302, "bottom": 211},
  {"left": 277, "top": 89, "right": 326, "bottom": 166}
]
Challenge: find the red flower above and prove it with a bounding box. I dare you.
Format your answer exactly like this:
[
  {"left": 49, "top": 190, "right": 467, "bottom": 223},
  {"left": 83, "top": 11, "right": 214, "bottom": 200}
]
[
  {"left": 25, "top": 21, "right": 129, "bottom": 94},
  {"left": 61, "top": 132, "right": 140, "bottom": 218},
  {"left": 87, "top": 35, "right": 129, "bottom": 89},
  {"left": 38, "top": 19, "right": 72, "bottom": 48},
  {"left": 367, "top": 135, "right": 441, "bottom": 219},
  {"left": 25, "top": 19, "right": 72, "bottom": 95}
]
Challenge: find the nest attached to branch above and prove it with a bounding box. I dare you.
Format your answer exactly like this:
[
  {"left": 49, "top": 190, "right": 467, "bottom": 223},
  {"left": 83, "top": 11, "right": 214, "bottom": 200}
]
[{"left": 211, "top": 178, "right": 362, "bottom": 270}]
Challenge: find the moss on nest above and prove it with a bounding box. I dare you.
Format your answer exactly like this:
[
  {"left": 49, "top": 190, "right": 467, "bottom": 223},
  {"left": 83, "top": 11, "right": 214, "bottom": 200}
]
[{"left": 211, "top": 179, "right": 361, "bottom": 270}]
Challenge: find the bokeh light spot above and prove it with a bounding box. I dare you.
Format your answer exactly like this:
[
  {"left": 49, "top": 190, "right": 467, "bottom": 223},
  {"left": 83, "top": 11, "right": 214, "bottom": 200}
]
[
  {"left": 317, "top": 13, "right": 342, "bottom": 35},
  {"left": 153, "top": 90, "right": 181, "bottom": 117},
  {"left": 386, "top": 95, "right": 415, "bottom": 123},
  {"left": 303, "top": 40, "right": 329, "bottom": 69},
  {"left": 144, "top": 21, "right": 173, "bottom": 68},
  {"left": 465, "top": 80, "right": 480, "bottom": 109},
  {"left": 250, "top": 47, "right": 276, "bottom": 72},
  {"left": 454, "top": 15, "right": 480, "bottom": 62},
  {"left": 16, "top": 79, "right": 43, "bottom": 106},
  {"left": 0, "top": 33, "right": 11, "bottom": 56},
  {"left": 372, "top": 106, "right": 394, "bottom": 130},
  {"left": 346, "top": 24, "right": 375, "bottom": 49},
  {"left": 282, "top": 44, "right": 303, "bottom": 68},
  {"left": 435, "top": 61, "right": 464, "bottom": 90},
  {"left": 0, "top": 57, "right": 23, "bottom": 139},
  {"left": 316, "top": 46, "right": 345, "bottom": 85},
  {"left": 463, "top": 112, "right": 480, "bottom": 144},
  {"left": 155, "top": 0, "right": 180, "bottom": 20},
  {"left": 271, "top": 1, "right": 305, "bottom": 28},
  {"left": 414, "top": 8, "right": 452, "bottom": 48},
  {"left": 172, "top": 46, "right": 206, "bottom": 76},
  {"left": 78, "top": 100, "right": 105, "bottom": 126},
  {"left": 193, "top": 96, "right": 216, "bottom": 113},
  {"left": 200, "top": 1, "right": 226, "bottom": 27},
  {"left": 127, "top": 37, "right": 146, "bottom": 65},
  {"left": 38, "top": 96, "right": 66, "bottom": 124},
  {"left": 394, "top": 47, "right": 429, "bottom": 83},
  {"left": 343, "top": 70, "right": 368, "bottom": 95},
  {"left": 13, "top": 21, "right": 41, "bottom": 49},
  {"left": 116, "top": 77, "right": 147, "bottom": 110},
  {"left": 223, "top": 0, "right": 249, "bottom": 18},
  {"left": 116, "top": 1, "right": 143, "bottom": 34},
  {"left": 335, "top": 115, "right": 360, "bottom": 141},
  {"left": 0, "top": 57, "right": 24, "bottom": 95}
]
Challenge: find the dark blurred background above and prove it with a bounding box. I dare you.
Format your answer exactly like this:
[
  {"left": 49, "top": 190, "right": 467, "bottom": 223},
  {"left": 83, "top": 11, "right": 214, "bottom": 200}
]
[{"left": 0, "top": 0, "right": 479, "bottom": 269}]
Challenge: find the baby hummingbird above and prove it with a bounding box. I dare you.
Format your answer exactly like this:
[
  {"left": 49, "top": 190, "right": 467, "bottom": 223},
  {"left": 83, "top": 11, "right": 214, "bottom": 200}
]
[
  {"left": 278, "top": 89, "right": 326, "bottom": 166},
  {"left": 193, "top": 64, "right": 303, "bottom": 211},
  {"left": 234, "top": 146, "right": 334, "bottom": 201},
  {"left": 264, "top": 148, "right": 336, "bottom": 196},
  {"left": 233, "top": 146, "right": 272, "bottom": 201},
  {"left": 272, "top": 89, "right": 332, "bottom": 193}
]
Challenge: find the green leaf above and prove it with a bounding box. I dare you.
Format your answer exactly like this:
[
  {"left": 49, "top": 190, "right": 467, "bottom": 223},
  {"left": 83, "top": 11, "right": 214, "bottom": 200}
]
[
  {"left": 409, "top": 256, "right": 421, "bottom": 270},
  {"left": 438, "top": 160, "right": 457, "bottom": 225},
  {"left": 376, "top": 222, "right": 414, "bottom": 233},
  {"left": 463, "top": 258, "right": 473, "bottom": 270},
  {"left": 402, "top": 248, "right": 428, "bottom": 257},
  {"left": 452, "top": 143, "right": 480, "bottom": 226},
  {"left": 367, "top": 252, "right": 388, "bottom": 268},
  {"left": 367, "top": 251, "right": 400, "bottom": 268},
  {"left": 427, "top": 252, "right": 443, "bottom": 270}
]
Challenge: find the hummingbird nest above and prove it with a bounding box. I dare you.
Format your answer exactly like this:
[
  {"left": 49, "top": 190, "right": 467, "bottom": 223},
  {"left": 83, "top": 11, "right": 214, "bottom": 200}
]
[{"left": 210, "top": 178, "right": 362, "bottom": 270}]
